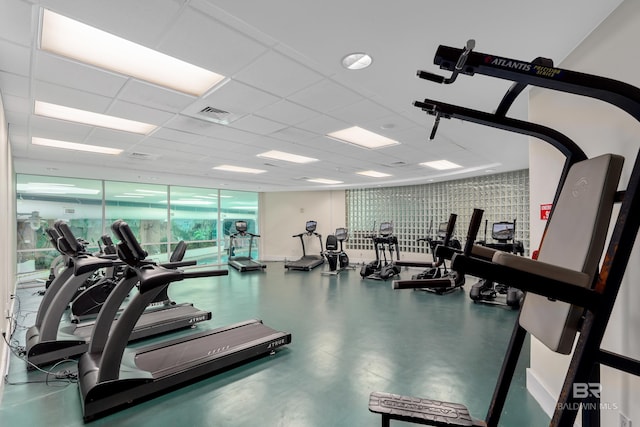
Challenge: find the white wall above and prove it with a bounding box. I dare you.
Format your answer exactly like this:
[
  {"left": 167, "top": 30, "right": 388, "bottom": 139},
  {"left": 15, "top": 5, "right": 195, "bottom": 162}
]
[
  {"left": 259, "top": 190, "right": 346, "bottom": 261},
  {"left": 527, "top": 0, "right": 640, "bottom": 424},
  {"left": 0, "top": 91, "right": 17, "bottom": 398}
]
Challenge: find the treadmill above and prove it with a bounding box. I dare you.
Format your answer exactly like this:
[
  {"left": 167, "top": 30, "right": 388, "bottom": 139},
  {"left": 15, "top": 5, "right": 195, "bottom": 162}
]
[
  {"left": 25, "top": 221, "right": 211, "bottom": 368},
  {"left": 228, "top": 220, "right": 266, "bottom": 272},
  {"left": 78, "top": 220, "right": 291, "bottom": 421},
  {"left": 284, "top": 220, "right": 325, "bottom": 271}
]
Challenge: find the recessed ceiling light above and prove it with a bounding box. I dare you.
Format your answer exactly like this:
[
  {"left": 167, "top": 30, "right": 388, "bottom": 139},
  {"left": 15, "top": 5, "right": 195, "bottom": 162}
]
[
  {"left": 40, "top": 9, "right": 225, "bottom": 96},
  {"left": 35, "top": 101, "right": 156, "bottom": 134},
  {"left": 357, "top": 170, "right": 392, "bottom": 178},
  {"left": 307, "top": 178, "right": 343, "bottom": 185},
  {"left": 420, "top": 160, "right": 462, "bottom": 170},
  {"left": 213, "top": 165, "right": 267, "bottom": 174},
  {"left": 32, "top": 137, "right": 122, "bottom": 155},
  {"left": 327, "top": 126, "right": 400, "bottom": 149},
  {"left": 257, "top": 150, "right": 318, "bottom": 164},
  {"left": 341, "top": 52, "right": 373, "bottom": 70}
]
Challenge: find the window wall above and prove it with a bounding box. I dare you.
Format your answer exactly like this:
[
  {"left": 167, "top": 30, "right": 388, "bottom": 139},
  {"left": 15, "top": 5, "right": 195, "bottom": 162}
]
[
  {"left": 17, "top": 175, "right": 103, "bottom": 273},
  {"left": 219, "top": 190, "right": 259, "bottom": 263},
  {"left": 16, "top": 174, "right": 259, "bottom": 274}
]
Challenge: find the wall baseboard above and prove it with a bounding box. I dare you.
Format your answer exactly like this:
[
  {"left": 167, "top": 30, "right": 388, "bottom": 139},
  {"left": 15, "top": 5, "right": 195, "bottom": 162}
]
[{"left": 526, "top": 368, "right": 580, "bottom": 426}]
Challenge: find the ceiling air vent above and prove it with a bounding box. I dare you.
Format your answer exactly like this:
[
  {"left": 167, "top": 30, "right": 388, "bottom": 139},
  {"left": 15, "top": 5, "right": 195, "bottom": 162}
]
[
  {"left": 197, "top": 106, "right": 231, "bottom": 124},
  {"left": 386, "top": 161, "right": 407, "bottom": 167},
  {"left": 127, "top": 152, "right": 160, "bottom": 161}
]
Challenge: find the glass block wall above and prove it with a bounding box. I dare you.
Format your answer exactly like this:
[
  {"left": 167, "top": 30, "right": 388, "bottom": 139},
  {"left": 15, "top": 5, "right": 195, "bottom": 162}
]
[{"left": 346, "top": 169, "right": 530, "bottom": 256}]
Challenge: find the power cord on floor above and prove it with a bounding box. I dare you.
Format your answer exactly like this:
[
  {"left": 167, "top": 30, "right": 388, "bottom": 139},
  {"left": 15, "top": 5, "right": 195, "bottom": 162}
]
[{"left": 2, "top": 293, "right": 78, "bottom": 386}]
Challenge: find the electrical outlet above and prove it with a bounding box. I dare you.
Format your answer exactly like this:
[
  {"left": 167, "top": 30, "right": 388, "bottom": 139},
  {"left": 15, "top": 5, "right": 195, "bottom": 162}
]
[{"left": 620, "top": 412, "right": 632, "bottom": 427}]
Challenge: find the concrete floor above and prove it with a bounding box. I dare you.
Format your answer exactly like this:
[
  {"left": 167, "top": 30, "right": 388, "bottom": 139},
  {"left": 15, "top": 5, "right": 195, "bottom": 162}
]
[{"left": 0, "top": 262, "right": 549, "bottom": 426}]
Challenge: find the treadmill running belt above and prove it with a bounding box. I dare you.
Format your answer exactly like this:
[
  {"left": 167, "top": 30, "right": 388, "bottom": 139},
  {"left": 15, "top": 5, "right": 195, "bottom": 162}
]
[
  {"left": 135, "top": 322, "right": 281, "bottom": 377},
  {"left": 71, "top": 304, "right": 208, "bottom": 340}
]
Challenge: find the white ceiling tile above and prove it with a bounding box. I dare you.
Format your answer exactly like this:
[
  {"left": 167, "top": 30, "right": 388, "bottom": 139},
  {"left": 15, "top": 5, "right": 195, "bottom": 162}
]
[
  {"left": 296, "top": 115, "right": 350, "bottom": 135},
  {"left": 270, "top": 127, "right": 318, "bottom": 143},
  {"left": 159, "top": 8, "right": 269, "bottom": 76},
  {"left": 193, "top": 80, "right": 280, "bottom": 117},
  {"left": 230, "top": 115, "right": 287, "bottom": 135},
  {"left": 32, "top": 81, "right": 113, "bottom": 113},
  {"left": 0, "top": 72, "right": 29, "bottom": 98},
  {"left": 0, "top": 39, "right": 31, "bottom": 76},
  {"left": 289, "top": 79, "right": 363, "bottom": 113},
  {"left": 234, "top": 50, "right": 323, "bottom": 97},
  {"left": 34, "top": 52, "right": 128, "bottom": 98},
  {"left": 108, "top": 99, "right": 175, "bottom": 126},
  {"left": 1, "top": 93, "right": 30, "bottom": 115},
  {"left": 150, "top": 128, "right": 204, "bottom": 145},
  {"left": 0, "top": 0, "right": 33, "bottom": 46},
  {"left": 118, "top": 80, "right": 196, "bottom": 113},
  {"left": 28, "top": 115, "right": 93, "bottom": 140},
  {"left": 328, "top": 99, "right": 395, "bottom": 126},
  {"left": 255, "top": 100, "right": 318, "bottom": 125}
]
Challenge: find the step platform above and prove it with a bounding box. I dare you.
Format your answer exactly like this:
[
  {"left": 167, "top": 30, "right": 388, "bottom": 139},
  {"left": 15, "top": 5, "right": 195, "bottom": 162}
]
[{"left": 369, "top": 392, "right": 485, "bottom": 427}]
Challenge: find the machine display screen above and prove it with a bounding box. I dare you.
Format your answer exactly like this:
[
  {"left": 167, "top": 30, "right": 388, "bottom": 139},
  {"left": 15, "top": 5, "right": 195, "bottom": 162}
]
[
  {"left": 306, "top": 220, "right": 317, "bottom": 232},
  {"left": 492, "top": 222, "right": 514, "bottom": 241},
  {"left": 379, "top": 222, "right": 393, "bottom": 236}
]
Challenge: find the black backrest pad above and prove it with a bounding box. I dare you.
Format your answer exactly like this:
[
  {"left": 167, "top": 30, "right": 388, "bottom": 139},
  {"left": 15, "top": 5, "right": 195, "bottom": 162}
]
[
  {"left": 325, "top": 235, "right": 338, "bottom": 251},
  {"left": 55, "top": 221, "right": 80, "bottom": 253},
  {"left": 117, "top": 221, "right": 148, "bottom": 261},
  {"left": 170, "top": 241, "right": 187, "bottom": 262}
]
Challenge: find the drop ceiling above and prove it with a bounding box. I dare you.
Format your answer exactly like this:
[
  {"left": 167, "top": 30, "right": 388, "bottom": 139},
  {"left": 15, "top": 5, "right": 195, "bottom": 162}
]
[{"left": 0, "top": 0, "right": 624, "bottom": 192}]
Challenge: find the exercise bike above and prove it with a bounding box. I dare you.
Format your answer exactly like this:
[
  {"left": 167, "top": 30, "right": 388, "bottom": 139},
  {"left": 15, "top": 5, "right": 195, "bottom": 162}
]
[
  {"left": 322, "top": 227, "right": 353, "bottom": 275},
  {"left": 360, "top": 222, "right": 401, "bottom": 281},
  {"left": 469, "top": 219, "right": 525, "bottom": 308}
]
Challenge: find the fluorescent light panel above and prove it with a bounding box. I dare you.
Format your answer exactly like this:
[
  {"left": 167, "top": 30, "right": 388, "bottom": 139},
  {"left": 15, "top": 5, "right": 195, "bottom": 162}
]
[
  {"left": 17, "top": 182, "right": 100, "bottom": 195},
  {"left": 32, "top": 137, "right": 122, "bottom": 155},
  {"left": 135, "top": 189, "right": 166, "bottom": 194},
  {"left": 327, "top": 126, "right": 400, "bottom": 149},
  {"left": 420, "top": 160, "right": 462, "bottom": 170},
  {"left": 307, "top": 178, "right": 343, "bottom": 184},
  {"left": 35, "top": 101, "right": 156, "bottom": 134},
  {"left": 257, "top": 150, "right": 318, "bottom": 164},
  {"left": 40, "top": 9, "right": 225, "bottom": 96},
  {"left": 213, "top": 165, "right": 267, "bottom": 174},
  {"left": 357, "top": 170, "right": 391, "bottom": 178}
]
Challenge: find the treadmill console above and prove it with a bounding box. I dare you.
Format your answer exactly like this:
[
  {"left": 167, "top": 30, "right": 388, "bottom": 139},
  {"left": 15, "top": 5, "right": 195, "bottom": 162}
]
[
  {"left": 235, "top": 220, "right": 248, "bottom": 234},
  {"left": 305, "top": 220, "right": 317, "bottom": 233}
]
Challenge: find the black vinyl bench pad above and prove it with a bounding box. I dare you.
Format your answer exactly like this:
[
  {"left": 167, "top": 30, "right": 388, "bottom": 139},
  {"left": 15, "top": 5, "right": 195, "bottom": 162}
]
[{"left": 369, "top": 392, "right": 484, "bottom": 427}]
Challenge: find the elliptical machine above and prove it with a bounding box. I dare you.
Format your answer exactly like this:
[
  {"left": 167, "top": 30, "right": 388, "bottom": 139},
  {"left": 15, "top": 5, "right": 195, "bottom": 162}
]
[
  {"left": 411, "top": 221, "right": 462, "bottom": 281},
  {"left": 322, "top": 228, "right": 352, "bottom": 275},
  {"left": 469, "top": 219, "right": 525, "bottom": 308},
  {"left": 360, "top": 222, "right": 400, "bottom": 281},
  {"left": 392, "top": 214, "right": 465, "bottom": 294}
]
